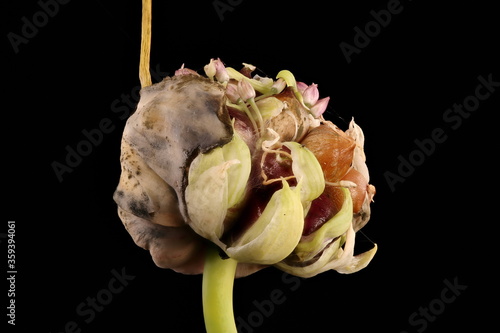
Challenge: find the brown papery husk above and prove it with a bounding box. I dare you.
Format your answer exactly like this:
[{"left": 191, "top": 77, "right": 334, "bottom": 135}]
[
  {"left": 341, "top": 168, "right": 368, "bottom": 214},
  {"left": 268, "top": 87, "right": 312, "bottom": 143},
  {"left": 300, "top": 122, "right": 356, "bottom": 183}
]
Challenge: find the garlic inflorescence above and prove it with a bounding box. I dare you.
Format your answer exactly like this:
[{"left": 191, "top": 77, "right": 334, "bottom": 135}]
[{"left": 114, "top": 58, "right": 377, "bottom": 277}]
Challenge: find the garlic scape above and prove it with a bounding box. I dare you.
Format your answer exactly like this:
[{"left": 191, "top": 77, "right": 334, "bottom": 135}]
[
  {"left": 114, "top": 54, "right": 377, "bottom": 333},
  {"left": 118, "top": 3, "right": 378, "bottom": 331},
  {"left": 114, "top": 60, "right": 377, "bottom": 273}
]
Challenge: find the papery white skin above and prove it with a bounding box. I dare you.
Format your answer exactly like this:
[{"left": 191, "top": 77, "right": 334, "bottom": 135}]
[{"left": 345, "top": 118, "right": 376, "bottom": 232}]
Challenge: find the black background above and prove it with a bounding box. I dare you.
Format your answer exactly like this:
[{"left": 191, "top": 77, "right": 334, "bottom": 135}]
[{"left": 4, "top": 0, "right": 498, "bottom": 332}]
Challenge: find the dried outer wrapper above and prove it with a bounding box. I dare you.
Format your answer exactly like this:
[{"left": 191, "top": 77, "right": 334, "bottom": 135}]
[
  {"left": 113, "top": 138, "right": 184, "bottom": 227},
  {"left": 114, "top": 74, "right": 234, "bottom": 226},
  {"left": 268, "top": 87, "right": 313, "bottom": 143},
  {"left": 344, "top": 119, "right": 376, "bottom": 232},
  {"left": 116, "top": 206, "right": 205, "bottom": 273}
]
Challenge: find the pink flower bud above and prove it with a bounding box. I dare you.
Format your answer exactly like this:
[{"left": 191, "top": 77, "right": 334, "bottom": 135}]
[
  {"left": 302, "top": 83, "right": 320, "bottom": 107},
  {"left": 237, "top": 79, "right": 256, "bottom": 101},
  {"left": 296, "top": 81, "right": 308, "bottom": 94},
  {"left": 310, "top": 96, "right": 330, "bottom": 117},
  {"left": 225, "top": 82, "right": 241, "bottom": 103},
  {"left": 214, "top": 58, "right": 229, "bottom": 82},
  {"left": 175, "top": 64, "right": 200, "bottom": 76}
]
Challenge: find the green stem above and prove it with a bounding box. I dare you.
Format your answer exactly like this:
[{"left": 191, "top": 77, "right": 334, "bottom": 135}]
[
  {"left": 238, "top": 101, "right": 259, "bottom": 135},
  {"left": 248, "top": 98, "right": 265, "bottom": 135},
  {"left": 202, "top": 245, "right": 238, "bottom": 333}
]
